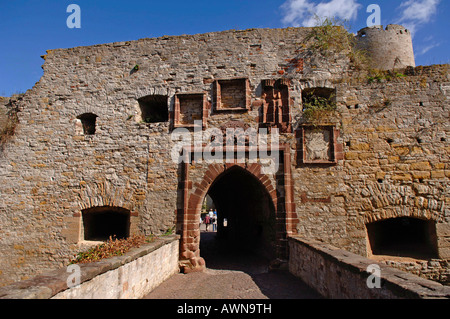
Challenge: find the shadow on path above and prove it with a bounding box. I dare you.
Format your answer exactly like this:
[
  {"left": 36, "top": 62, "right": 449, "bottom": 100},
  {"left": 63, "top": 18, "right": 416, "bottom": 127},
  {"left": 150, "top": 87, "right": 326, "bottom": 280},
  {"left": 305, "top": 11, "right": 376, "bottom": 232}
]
[
  {"left": 200, "top": 231, "right": 322, "bottom": 299},
  {"left": 144, "top": 231, "right": 322, "bottom": 299}
]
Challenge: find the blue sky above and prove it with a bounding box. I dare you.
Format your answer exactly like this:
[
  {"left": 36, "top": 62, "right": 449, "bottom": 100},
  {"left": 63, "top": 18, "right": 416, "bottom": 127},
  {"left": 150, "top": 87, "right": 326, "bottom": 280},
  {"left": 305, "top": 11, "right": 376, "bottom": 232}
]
[{"left": 0, "top": 0, "right": 448, "bottom": 96}]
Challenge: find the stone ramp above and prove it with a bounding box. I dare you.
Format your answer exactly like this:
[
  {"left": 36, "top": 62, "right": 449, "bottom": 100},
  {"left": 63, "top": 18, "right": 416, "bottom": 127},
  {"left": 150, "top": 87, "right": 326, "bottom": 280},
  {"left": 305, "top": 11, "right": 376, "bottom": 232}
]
[
  {"left": 143, "top": 267, "right": 322, "bottom": 299},
  {"left": 144, "top": 230, "right": 322, "bottom": 299}
]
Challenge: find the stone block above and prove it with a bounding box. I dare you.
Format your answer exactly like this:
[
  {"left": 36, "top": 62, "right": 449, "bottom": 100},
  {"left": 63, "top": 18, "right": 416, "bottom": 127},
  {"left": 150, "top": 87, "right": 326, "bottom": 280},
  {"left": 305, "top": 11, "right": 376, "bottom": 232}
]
[
  {"left": 410, "top": 161, "right": 431, "bottom": 171},
  {"left": 393, "top": 146, "right": 410, "bottom": 156},
  {"left": 350, "top": 142, "right": 370, "bottom": 151},
  {"left": 345, "top": 152, "right": 358, "bottom": 160},
  {"left": 438, "top": 247, "right": 450, "bottom": 259},
  {"left": 412, "top": 171, "right": 431, "bottom": 179},
  {"left": 436, "top": 223, "right": 450, "bottom": 237},
  {"left": 392, "top": 173, "right": 412, "bottom": 181},
  {"left": 431, "top": 170, "right": 445, "bottom": 179}
]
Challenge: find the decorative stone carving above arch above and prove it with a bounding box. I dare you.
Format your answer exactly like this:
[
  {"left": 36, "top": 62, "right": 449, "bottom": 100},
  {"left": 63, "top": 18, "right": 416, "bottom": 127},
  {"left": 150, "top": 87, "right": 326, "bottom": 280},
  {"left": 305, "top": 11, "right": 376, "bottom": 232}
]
[
  {"left": 296, "top": 125, "right": 343, "bottom": 165},
  {"left": 259, "top": 78, "right": 292, "bottom": 133}
]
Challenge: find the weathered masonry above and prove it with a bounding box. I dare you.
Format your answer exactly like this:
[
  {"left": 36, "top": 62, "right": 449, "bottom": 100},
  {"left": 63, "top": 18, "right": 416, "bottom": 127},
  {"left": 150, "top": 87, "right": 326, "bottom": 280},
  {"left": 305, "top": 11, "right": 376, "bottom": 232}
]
[{"left": 0, "top": 25, "right": 449, "bottom": 287}]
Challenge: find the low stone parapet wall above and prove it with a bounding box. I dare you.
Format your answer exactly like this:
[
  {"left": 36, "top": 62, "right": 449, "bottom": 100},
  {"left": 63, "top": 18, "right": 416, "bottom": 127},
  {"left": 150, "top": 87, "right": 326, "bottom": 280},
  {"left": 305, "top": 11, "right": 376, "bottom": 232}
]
[
  {"left": 288, "top": 236, "right": 450, "bottom": 299},
  {"left": 380, "top": 258, "right": 449, "bottom": 286},
  {"left": 0, "top": 235, "right": 179, "bottom": 299}
]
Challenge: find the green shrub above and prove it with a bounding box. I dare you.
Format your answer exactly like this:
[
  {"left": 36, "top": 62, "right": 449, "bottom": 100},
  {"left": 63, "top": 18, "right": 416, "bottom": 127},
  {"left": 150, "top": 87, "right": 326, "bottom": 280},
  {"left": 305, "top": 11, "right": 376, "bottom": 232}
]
[
  {"left": 306, "top": 15, "right": 371, "bottom": 69},
  {"left": 302, "top": 90, "right": 337, "bottom": 125}
]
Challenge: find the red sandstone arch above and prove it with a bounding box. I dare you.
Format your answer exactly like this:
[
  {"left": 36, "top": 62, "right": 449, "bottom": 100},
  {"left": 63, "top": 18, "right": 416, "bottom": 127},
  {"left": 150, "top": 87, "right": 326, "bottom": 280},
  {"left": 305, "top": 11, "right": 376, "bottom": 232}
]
[
  {"left": 179, "top": 161, "right": 287, "bottom": 273},
  {"left": 177, "top": 144, "right": 295, "bottom": 273}
]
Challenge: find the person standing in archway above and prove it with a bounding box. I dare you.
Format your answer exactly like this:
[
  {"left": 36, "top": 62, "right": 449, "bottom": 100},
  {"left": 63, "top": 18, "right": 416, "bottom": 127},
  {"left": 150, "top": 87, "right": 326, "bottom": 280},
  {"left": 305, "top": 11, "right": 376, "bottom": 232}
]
[
  {"left": 204, "top": 214, "right": 211, "bottom": 232},
  {"left": 212, "top": 216, "right": 217, "bottom": 232}
]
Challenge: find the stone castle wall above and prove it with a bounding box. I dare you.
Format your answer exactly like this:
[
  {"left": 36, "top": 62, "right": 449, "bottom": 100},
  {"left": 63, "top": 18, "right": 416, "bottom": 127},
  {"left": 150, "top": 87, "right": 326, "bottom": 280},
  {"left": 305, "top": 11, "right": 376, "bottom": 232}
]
[
  {"left": 0, "top": 27, "right": 448, "bottom": 286},
  {"left": 294, "top": 65, "right": 449, "bottom": 259}
]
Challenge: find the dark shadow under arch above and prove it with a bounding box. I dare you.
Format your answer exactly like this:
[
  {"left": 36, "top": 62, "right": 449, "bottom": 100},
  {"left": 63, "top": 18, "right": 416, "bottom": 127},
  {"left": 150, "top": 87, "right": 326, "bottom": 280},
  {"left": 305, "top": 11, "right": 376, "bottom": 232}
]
[{"left": 201, "top": 165, "right": 277, "bottom": 264}]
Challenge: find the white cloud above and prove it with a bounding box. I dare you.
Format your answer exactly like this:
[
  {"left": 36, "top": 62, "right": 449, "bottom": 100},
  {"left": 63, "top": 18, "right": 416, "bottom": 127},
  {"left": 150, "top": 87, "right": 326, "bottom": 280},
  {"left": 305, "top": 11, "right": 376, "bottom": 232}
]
[
  {"left": 397, "top": 0, "right": 440, "bottom": 35},
  {"left": 417, "top": 42, "right": 440, "bottom": 56},
  {"left": 280, "top": 0, "right": 361, "bottom": 27},
  {"left": 416, "top": 36, "right": 441, "bottom": 57}
]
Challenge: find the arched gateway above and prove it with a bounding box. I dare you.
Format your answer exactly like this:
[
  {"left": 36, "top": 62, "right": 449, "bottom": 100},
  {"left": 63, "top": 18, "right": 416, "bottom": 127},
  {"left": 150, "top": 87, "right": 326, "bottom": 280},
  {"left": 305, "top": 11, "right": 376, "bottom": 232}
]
[
  {"left": 207, "top": 166, "right": 276, "bottom": 255},
  {"left": 177, "top": 144, "right": 295, "bottom": 273}
]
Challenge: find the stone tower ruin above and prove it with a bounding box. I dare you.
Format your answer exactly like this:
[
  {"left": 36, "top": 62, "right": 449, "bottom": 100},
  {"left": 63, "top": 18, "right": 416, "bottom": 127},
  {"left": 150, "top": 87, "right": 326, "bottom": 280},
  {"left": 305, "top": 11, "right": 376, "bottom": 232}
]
[{"left": 356, "top": 24, "right": 416, "bottom": 70}]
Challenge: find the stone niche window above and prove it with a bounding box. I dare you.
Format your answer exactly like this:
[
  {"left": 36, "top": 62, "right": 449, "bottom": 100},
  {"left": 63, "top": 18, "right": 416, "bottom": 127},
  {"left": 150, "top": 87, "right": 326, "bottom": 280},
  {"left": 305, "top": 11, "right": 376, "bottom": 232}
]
[
  {"left": 213, "top": 78, "right": 250, "bottom": 112},
  {"left": 82, "top": 206, "right": 131, "bottom": 241},
  {"left": 302, "top": 87, "right": 336, "bottom": 107},
  {"left": 366, "top": 217, "right": 439, "bottom": 259},
  {"left": 76, "top": 113, "right": 98, "bottom": 135},
  {"left": 301, "top": 87, "right": 337, "bottom": 124},
  {"left": 138, "top": 95, "right": 169, "bottom": 123},
  {"left": 296, "top": 125, "right": 343, "bottom": 165},
  {"left": 173, "top": 92, "right": 207, "bottom": 129},
  {"left": 259, "top": 78, "right": 292, "bottom": 133}
]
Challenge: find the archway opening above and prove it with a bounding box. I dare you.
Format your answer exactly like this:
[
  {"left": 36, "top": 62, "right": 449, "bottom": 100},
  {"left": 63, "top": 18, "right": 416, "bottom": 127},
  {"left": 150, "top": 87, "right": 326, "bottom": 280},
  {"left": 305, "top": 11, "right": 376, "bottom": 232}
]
[
  {"left": 199, "top": 166, "right": 276, "bottom": 270},
  {"left": 366, "top": 217, "right": 438, "bottom": 260},
  {"left": 82, "top": 206, "right": 131, "bottom": 241}
]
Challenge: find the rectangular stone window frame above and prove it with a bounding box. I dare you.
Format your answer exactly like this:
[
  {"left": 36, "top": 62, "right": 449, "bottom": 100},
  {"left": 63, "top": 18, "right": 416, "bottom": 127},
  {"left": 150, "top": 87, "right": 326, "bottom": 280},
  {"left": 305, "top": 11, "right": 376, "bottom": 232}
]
[
  {"left": 295, "top": 125, "right": 344, "bottom": 166},
  {"left": 173, "top": 92, "right": 208, "bottom": 129},
  {"left": 212, "top": 77, "right": 251, "bottom": 112}
]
